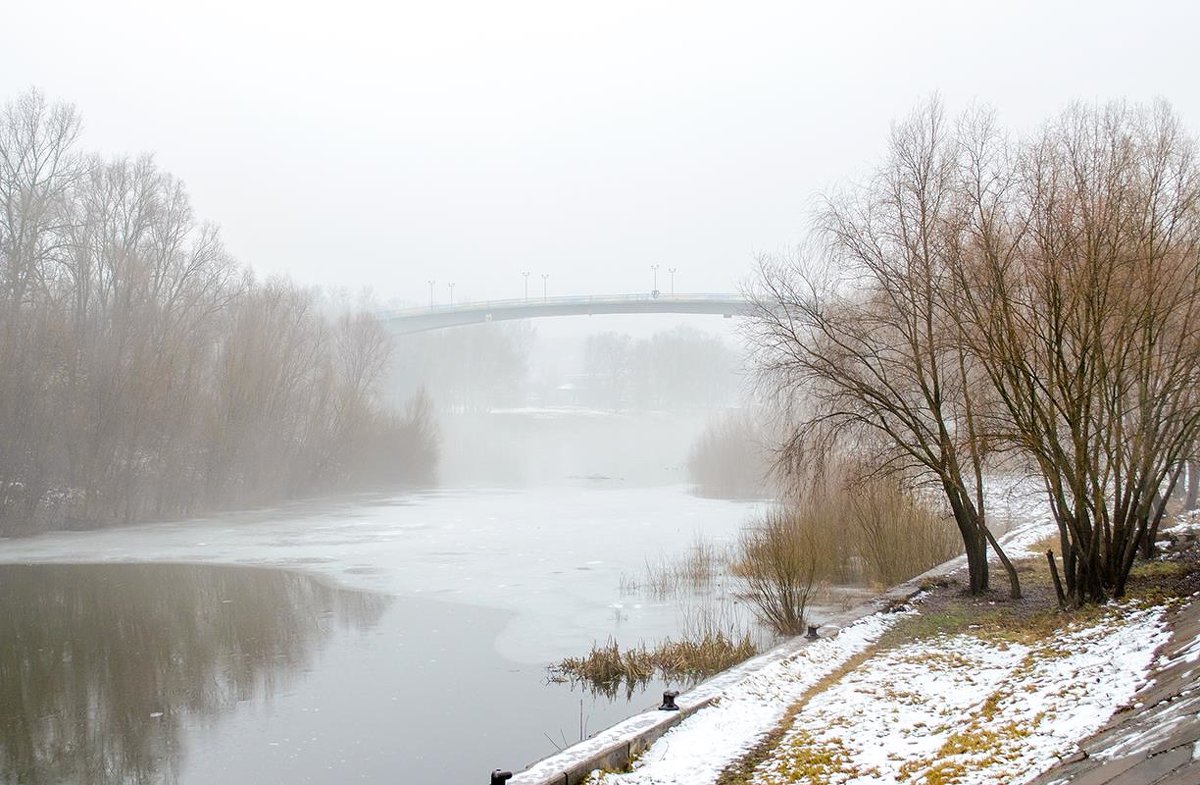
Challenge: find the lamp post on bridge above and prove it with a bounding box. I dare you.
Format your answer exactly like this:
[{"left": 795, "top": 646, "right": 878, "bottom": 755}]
[
  {"left": 650, "top": 264, "right": 660, "bottom": 298},
  {"left": 522, "top": 271, "right": 530, "bottom": 301},
  {"left": 427, "top": 279, "right": 436, "bottom": 309},
  {"left": 669, "top": 267, "right": 677, "bottom": 296},
  {"left": 448, "top": 281, "right": 455, "bottom": 306},
  {"left": 541, "top": 273, "right": 550, "bottom": 302}
]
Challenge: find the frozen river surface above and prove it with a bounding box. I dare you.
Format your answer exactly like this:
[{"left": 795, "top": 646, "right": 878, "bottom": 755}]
[{"left": 0, "top": 483, "right": 758, "bottom": 784}]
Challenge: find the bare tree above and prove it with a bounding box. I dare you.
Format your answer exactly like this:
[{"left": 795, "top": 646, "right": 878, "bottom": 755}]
[
  {"left": 0, "top": 89, "right": 437, "bottom": 534},
  {"left": 0, "top": 89, "right": 82, "bottom": 308},
  {"left": 749, "top": 98, "right": 1020, "bottom": 597},
  {"left": 954, "top": 100, "right": 1200, "bottom": 604}
]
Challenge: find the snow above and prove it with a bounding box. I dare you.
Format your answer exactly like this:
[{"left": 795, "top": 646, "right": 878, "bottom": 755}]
[
  {"left": 589, "top": 602, "right": 1168, "bottom": 785},
  {"left": 588, "top": 612, "right": 910, "bottom": 785}
]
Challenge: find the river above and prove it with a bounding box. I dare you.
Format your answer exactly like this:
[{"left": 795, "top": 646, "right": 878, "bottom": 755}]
[{"left": 0, "top": 410, "right": 763, "bottom": 784}]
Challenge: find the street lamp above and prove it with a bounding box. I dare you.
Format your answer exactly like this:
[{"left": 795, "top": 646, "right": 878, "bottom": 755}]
[
  {"left": 522, "top": 271, "right": 530, "bottom": 301},
  {"left": 427, "top": 279, "right": 436, "bottom": 309},
  {"left": 668, "top": 267, "right": 677, "bottom": 295},
  {"left": 650, "top": 264, "right": 660, "bottom": 298},
  {"left": 541, "top": 273, "right": 550, "bottom": 302},
  {"left": 448, "top": 281, "right": 455, "bottom": 306}
]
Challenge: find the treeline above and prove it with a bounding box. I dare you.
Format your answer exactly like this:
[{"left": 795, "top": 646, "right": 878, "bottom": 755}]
[
  {"left": 389, "top": 322, "right": 534, "bottom": 412},
  {"left": 0, "top": 90, "right": 436, "bottom": 535},
  {"left": 750, "top": 98, "right": 1200, "bottom": 606},
  {"left": 582, "top": 325, "right": 739, "bottom": 411}
]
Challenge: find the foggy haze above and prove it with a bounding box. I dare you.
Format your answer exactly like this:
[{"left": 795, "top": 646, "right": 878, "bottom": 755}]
[
  {"left": 5, "top": 4, "right": 1200, "bottom": 784},
  {"left": 5, "top": 0, "right": 1197, "bottom": 304}
]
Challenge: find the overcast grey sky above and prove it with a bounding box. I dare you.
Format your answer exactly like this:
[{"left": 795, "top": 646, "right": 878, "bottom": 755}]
[{"left": 4, "top": 0, "right": 1198, "bottom": 307}]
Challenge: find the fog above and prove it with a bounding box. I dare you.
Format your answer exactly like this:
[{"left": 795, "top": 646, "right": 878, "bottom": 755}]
[
  {"left": 4, "top": 1, "right": 1197, "bottom": 305},
  {"left": 3, "top": 3, "right": 1199, "bottom": 782}
]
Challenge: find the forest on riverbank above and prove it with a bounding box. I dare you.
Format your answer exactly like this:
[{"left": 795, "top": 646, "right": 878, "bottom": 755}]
[{"left": 0, "top": 90, "right": 437, "bottom": 536}]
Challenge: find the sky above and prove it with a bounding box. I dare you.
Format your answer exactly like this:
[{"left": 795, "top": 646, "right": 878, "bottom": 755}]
[{"left": 4, "top": 0, "right": 1199, "bottom": 308}]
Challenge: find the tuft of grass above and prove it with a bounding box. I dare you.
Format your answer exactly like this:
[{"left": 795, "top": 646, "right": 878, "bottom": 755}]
[{"left": 763, "top": 730, "right": 864, "bottom": 784}]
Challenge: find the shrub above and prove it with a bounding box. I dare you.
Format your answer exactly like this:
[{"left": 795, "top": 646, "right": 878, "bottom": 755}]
[
  {"left": 734, "top": 468, "right": 962, "bottom": 635},
  {"left": 735, "top": 508, "right": 819, "bottom": 635}
]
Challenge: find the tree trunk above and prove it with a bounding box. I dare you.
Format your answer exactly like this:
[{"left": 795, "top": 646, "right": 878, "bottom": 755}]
[
  {"left": 1187, "top": 460, "right": 1200, "bottom": 511},
  {"left": 945, "top": 482, "right": 988, "bottom": 594},
  {"left": 981, "top": 520, "right": 1021, "bottom": 598}
]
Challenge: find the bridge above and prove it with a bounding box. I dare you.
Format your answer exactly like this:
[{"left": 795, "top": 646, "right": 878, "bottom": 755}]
[{"left": 381, "top": 293, "right": 751, "bottom": 334}]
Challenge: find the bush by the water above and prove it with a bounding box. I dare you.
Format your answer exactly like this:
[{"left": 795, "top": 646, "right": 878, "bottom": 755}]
[{"left": 735, "top": 470, "right": 962, "bottom": 635}]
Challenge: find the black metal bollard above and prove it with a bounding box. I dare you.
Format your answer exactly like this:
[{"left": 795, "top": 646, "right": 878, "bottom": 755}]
[
  {"left": 805, "top": 624, "right": 820, "bottom": 640},
  {"left": 659, "top": 690, "right": 680, "bottom": 711},
  {"left": 490, "top": 770, "right": 513, "bottom": 785}
]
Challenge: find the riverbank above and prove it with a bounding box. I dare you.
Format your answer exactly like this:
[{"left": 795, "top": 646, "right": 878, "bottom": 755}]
[{"left": 512, "top": 522, "right": 1200, "bottom": 785}]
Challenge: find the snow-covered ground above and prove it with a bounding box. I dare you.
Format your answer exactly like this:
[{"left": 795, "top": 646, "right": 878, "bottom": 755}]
[
  {"left": 750, "top": 606, "right": 1168, "bottom": 784},
  {"left": 575, "top": 493, "right": 1179, "bottom": 785},
  {"left": 592, "top": 601, "right": 1168, "bottom": 785},
  {"left": 586, "top": 612, "right": 909, "bottom": 785}
]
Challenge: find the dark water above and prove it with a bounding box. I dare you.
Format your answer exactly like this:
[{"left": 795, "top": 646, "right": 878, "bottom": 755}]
[{"left": 0, "top": 564, "right": 668, "bottom": 785}]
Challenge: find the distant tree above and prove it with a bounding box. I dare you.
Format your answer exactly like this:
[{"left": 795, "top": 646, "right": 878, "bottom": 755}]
[
  {"left": 0, "top": 89, "right": 437, "bottom": 534},
  {"left": 686, "top": 409, "right": 773, "bottom": 499},
  {"left": 584, "top": 331, "right": 633, "bottom": 410},
  {"left": 0, "top": 88, "right": 82, "bottom": 308},
  {"left": 630, "top": 325, "right": 739, "bottom": 409},
  {"left": 0, "top": 90, "right": 83, "bottom": 530},
  {"left": 388, "top": 322, "right": 533, "bottom": 412}
]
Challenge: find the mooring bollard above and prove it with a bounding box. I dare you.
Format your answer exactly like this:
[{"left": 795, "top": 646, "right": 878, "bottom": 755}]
[
  {"left": 805, "top": 624, "right": 820, "bottom": 640},
  {"left": 659, "top": 690, "right": 680, "bottom": 711},
  {"left": 490, "top": 769, "right": 513, "bottom": 784}
]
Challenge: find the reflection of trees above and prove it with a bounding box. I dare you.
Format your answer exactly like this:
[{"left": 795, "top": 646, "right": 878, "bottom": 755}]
[{"left": 0, "top": 564, "right": 389, "bottom": 785}]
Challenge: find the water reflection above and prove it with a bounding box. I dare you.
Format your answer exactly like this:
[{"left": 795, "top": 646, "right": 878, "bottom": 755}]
[{"left": 0, "top": 564, "right": 388, "bottom": 785}]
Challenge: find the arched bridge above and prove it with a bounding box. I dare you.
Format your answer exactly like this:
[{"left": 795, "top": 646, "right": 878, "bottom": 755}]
[{"left": 381, "top": 293, "right": 751, "bottom": 334}]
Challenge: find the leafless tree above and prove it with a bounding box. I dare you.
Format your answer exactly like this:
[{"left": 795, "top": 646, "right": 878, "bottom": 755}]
[
  {"left": 0, "top": 89, "right": 437, "bottom": 534},
  {"left": 749, "top": 98, "right": 1020, "bottom": 597},
  {"left": 955, "top": 101, "right": 1200, "bottom": 603}
]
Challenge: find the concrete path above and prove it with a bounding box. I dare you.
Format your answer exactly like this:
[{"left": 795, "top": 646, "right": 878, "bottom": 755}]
[{"left": 1029, "top": 595, "right": 1200, "bottom": 785}]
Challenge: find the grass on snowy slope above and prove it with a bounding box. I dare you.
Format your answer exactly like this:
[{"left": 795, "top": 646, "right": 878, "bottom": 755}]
[{"left": 715, "top": 548, "right": 1200, "bottom": 785}]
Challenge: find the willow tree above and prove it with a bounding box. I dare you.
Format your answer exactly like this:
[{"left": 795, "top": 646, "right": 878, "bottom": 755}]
[
  {"left": 955, "top": 101, "right": 1200, "bottom": 604},
  {"left": 749, "top": 99, "right": 1020, "bottom": 598}
]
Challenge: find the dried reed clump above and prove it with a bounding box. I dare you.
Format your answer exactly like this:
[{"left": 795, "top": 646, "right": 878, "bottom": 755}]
[
  {"left": 550, "top": 625, "right": 757, "bottom": 699},
  {"left": 849, "top": 479, "right": 963, "bottom": 587},
  {"left": 734, "top": 508, "right": 818, "bottom": 636}
]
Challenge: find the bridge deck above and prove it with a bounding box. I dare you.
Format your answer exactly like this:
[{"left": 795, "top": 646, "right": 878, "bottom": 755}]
[{"left": 382, "top": 293, "right": 750, "bottom": 333}]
